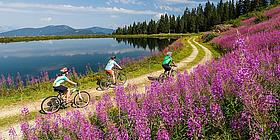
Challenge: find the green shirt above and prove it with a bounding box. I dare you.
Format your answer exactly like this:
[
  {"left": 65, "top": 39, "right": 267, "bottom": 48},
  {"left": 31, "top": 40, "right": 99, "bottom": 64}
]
[
  {"left": 53, "top": 75, "right": 69, "bottom": 87},
  {"left": 162, "top": 55, "right": 172, "bottom": 65}
]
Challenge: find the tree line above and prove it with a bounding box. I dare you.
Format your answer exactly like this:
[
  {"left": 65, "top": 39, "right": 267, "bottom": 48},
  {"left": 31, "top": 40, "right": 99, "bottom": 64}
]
[{"left": 114, "top": 0, "right": 277, "bottom": 34}]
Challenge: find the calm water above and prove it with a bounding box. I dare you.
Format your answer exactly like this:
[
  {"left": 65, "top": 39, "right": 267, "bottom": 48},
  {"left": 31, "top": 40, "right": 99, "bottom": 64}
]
[{"left": 0, "top": 38, "right": 176, "bottom": 79}]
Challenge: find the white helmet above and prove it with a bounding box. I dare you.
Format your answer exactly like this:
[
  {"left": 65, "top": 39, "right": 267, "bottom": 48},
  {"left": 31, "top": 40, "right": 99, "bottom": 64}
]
[
  {"left": 60, "top": 67, "right": 68, "bottom": 73},
  {"left": 166, "top": 52, "right": 172, "bottom": 56}
]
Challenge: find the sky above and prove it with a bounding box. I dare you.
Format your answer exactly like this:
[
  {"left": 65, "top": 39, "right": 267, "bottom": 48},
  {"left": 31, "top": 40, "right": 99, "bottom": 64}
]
[{"left": 0, "top": 0, "right": 219, "bottom": 30}]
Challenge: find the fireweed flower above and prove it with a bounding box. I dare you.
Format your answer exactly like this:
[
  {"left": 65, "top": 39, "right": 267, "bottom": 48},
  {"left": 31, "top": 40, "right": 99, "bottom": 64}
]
[
  {"left": 21, "top": 107, "right": 29, "bottom": 116},
  {"left": 20, "top": 122, "right": 29, "bottom": 136},
  {"left": 157, "top": 126, "right": 170, "bottom": 140},
  {"left": 118, "top": 128, "right": 129, "bottom": 140},
  {"left": 8, "top": 127, "right": 17, "bottom": 138},
  {"left": 211, "top": 74, "right": 223, "bottom": 100},
  {"left": 107, "top": 123, "right": 120, "bottom": 140},
  {"left": 64, "top": 135, "right": 71, "bottom": 140},
  {"left": 210, "top": 103, "right": 224, "bottom": 126}
]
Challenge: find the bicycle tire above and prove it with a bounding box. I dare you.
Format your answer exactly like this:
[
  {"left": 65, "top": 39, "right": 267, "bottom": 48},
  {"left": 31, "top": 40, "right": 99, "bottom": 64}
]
[
  {"left": 41, "top": 96, "right": 61, "bottom": 114},
  {"left": 158, "top": 73, "right": 167, "bottom": 83},
  {"left": 99, "top": 78, "right": 110, "bottom": 90},
  {"left": 74, "top": 91, "right": 90, "bottom": 108},
  {"left": 116, "top": 73, "right": 127, "bottom": 85},
  {"left": 171, "top": 70, "right": 178, "bottom": 78}
]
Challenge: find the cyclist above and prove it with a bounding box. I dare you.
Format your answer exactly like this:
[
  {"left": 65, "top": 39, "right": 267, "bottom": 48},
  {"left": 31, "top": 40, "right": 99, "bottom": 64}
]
[
  {"left": 105, "top": 56, "right": 122, "bottom": 85},
  {"left": 53, "top": 67, "right": 77, "bottom": 103},
  {"left": 162, "top": 51, "right": 176, "bottom": 76}
]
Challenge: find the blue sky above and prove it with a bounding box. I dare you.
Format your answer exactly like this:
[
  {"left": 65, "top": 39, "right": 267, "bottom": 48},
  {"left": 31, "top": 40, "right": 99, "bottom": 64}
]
[{"left": 0, "top": 0, "right": 219, "bottom": 29}]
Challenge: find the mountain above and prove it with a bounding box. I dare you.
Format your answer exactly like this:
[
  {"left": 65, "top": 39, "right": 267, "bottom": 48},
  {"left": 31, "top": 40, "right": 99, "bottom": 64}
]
[
  {"left": 85, "top": 27, "right": 114, "bottom": 34},
  {"left": 0, "top": 25, "right": 114, "bottom": 37}
]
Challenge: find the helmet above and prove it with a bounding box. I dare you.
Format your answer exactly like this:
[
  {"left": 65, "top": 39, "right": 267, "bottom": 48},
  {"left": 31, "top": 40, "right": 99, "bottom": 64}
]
[
  {"left": 166, "top": 52, "right": 172, "bottom": 56},
  {"left": 111, "top": 56, "right": 116, "bottom": 60},
  {"left": 60, "top": 67, "right": 68, "bottom": 73}
]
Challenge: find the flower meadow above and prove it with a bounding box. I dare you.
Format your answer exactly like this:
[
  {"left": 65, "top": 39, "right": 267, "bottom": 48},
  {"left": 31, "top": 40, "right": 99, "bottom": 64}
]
[{"left": 6, "top": 7, "right": 280, "bottom": 140}]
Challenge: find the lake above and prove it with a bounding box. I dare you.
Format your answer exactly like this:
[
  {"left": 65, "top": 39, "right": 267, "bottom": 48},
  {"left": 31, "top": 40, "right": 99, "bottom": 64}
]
[{"left": 0, "top": 38, "right": 176, "bottom": 79}]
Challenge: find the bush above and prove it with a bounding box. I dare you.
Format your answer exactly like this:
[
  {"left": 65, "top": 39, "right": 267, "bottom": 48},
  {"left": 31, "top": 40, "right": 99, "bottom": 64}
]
[
  {"left": 201, "top": 32, "right": 219, "bottom": 42},
  {"left": 254, "top": 12, "right": 268, "bottom": 24}
]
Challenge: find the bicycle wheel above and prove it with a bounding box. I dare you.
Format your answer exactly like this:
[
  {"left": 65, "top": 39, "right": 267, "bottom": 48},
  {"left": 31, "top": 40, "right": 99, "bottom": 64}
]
[
  {"left": 41, "top": 96, "right": 61, "bottom": 114},
  {"left": 158, "top": 73, "right": 167, "bottom": 83},
  {"left": 116, "top": 73, "right": 127, "bottom": 85},
  {"left": 171, "top": 70, "right": 178, "bottom": 78},
  {"left": 74, "top": 91, "right": 90, "bottom": 108},
  {"left": 99, "top": 78, "right": 110, "bottom": 90}
]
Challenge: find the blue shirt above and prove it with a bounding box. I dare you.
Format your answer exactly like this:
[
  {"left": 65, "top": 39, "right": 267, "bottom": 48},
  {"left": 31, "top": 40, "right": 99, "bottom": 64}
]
[
  {"left": 53, "top": 75, "right": 69, "bottom": 87},
  {"left": 105, "top": 60, "right": 117, "bottom": 70}
]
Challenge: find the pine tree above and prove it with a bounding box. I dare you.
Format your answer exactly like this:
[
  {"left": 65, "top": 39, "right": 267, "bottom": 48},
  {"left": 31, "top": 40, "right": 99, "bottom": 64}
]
[
  {"left": 189, "top": 8, "right": 197, "bottom": 33},
  {"left": 157, "top": 15, "right": 165, "bottom": 33},
  {"left": 243, "top": 0, "right": 251, "bottom": 13},
  {"left": 142, "top": 21, "right": 147, "bottom": 34},
  {"left": 196, "top": 4, "right": 205, "bottom": 32},
  {"left": 175, "top": 16, "right": 184, "bottom": 33},
  {"left": 238, "top": 0, "right": 244, "bottom": 15},
  {"left": 170, "top": 15, "right": 176, "bottom": 33},
  {"left": 183, "top": 7, "right": 190, "bottom": 33},
  {"left": 164, "top": 14, "right": 170, "bottom": 33},
  {"left": 223, "top": 1, "right": 230, "bottom": 21},
  {"left": 217, "top": 0, "right": 223, "bottom": 23},
  {"left": 261, "top": 0, "right": 268, "bottom": 7},
  {"left": 132, "top": 22, "right": 137, "bottom": 34},
  {"left": 204, "top": 1, "right": 213, "bottom": 31}
]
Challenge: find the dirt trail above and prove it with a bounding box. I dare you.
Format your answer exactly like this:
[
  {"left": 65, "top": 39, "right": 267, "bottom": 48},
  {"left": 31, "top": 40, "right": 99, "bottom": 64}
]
[{"left": 0, "top": 36, "right": 212, "bottom": 139}]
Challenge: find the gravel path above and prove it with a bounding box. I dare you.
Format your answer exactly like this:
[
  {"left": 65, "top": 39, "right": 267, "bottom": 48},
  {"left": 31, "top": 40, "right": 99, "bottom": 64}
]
[{"left": 0, "top": 36, "right": 213, "bottom": 139}]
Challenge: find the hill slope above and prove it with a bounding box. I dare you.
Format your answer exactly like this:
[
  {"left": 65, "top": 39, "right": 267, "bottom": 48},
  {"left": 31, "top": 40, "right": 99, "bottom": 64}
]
[{"left": 0, "top": 25, "right": 114, "bottom": 36}]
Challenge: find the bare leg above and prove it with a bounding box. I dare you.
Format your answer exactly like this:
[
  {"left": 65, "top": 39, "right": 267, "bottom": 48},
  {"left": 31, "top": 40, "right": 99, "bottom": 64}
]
[
  {"left": 112, "top": 71, "right": 116, "bottom": 84},
  {"left": 66, "top": 89, "right": 71, "bottom": 103}
]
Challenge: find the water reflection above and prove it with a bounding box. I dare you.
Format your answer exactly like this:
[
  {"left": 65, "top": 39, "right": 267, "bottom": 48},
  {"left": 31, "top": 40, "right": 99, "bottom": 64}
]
[
  {"left": 0, "top": 38, "right": 175, "bottom": 78},
  {"left": 115, "top": 38, "right": 177, "bottom": 51}
]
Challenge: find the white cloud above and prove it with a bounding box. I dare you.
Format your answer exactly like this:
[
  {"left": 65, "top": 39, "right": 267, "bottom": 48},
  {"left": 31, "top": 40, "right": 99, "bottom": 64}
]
[
  {"left": 159, "top": 5, "right": 182, "bottom": 12},
  {"left": 0, "top": 1, "right": 158, "bottom": 15},
  {"left": 154, "top": 12, "right": 166, "bottom": 20},
  {"left": 41, "top": 17, "right": 53, "bottom": 22},
  {"left": 164, "top": 0, "right": 188, "bottom": 3},
  {"left": 107, "top": 0, "right": 143, "bottom": 5}
]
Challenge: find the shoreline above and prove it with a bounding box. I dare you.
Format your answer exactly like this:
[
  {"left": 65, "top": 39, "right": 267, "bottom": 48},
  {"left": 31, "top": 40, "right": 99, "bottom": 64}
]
[{"left": 0, "top": 34, "right": 191, "bottom": 43}]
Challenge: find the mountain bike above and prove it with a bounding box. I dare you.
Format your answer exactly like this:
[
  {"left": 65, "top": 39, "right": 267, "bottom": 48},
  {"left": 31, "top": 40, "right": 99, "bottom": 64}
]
[
  {"left": 158, "top": 65, "right": 178, "bottom": 83},
  {"left": 98, "top": 68, "right": 127, "bottom": 90},
  {"left": 41, "top": 85, "right": 90, "bottom": 114}
]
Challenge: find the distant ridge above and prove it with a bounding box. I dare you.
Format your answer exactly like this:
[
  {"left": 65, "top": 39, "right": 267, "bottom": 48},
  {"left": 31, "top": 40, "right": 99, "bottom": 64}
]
[{"left": 0, "top": 25, "right": 114, "bottom": 37}]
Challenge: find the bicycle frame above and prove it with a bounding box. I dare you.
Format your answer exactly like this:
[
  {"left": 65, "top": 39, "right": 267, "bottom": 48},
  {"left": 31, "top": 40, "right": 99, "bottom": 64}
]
[
  {"left": 57, "top": 87, "right": 81, "bottom": 102},
  {"left": 163, "top": 65, "right": 177, "bottom": 75}
]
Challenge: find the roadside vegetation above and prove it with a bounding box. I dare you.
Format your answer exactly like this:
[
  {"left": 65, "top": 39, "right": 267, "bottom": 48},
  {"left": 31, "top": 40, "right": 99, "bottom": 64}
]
[
  {"left": 0, "top": 34, "right": 189, "bottom": 43},
  {"left": 0, "top": 34, "right": 197, "bottom": 108},
  {"left": 0, "top": 34, "right": 214, "bottom": 128}
]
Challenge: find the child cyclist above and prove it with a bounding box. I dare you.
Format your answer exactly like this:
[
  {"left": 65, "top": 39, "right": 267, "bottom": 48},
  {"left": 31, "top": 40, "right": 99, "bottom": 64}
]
[
  {"left": 162, "top": 52, "right": 176, "bottom": 76},
  {"left": 105, "top": 56, "right": 122, "bottom": 85},
  {"left": 53, "top": 67, "right": 77, "bottom": 103}
]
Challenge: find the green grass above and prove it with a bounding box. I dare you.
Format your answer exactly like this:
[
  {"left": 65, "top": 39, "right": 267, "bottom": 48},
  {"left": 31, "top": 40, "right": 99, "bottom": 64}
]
[
  {"left": 0, "top": 35, "right": 194, "bottom": 107},
  {"left": 196, "top": 37, "right": 224, "bottom": 59},
  {"left": 0, "top": 111, "right": 37, "bottom": 127},
  {"left": 179, "top": 37, "right": 206, "bottom": 71},
  {"left": 0, "top": 34, "right": 191, "bottom": 43},
  {"left": 123, "top": 37, "right": 194, "bottom": 78},
  {"left": 226, "top": 4, "right": 279, "bottom": 27}
]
